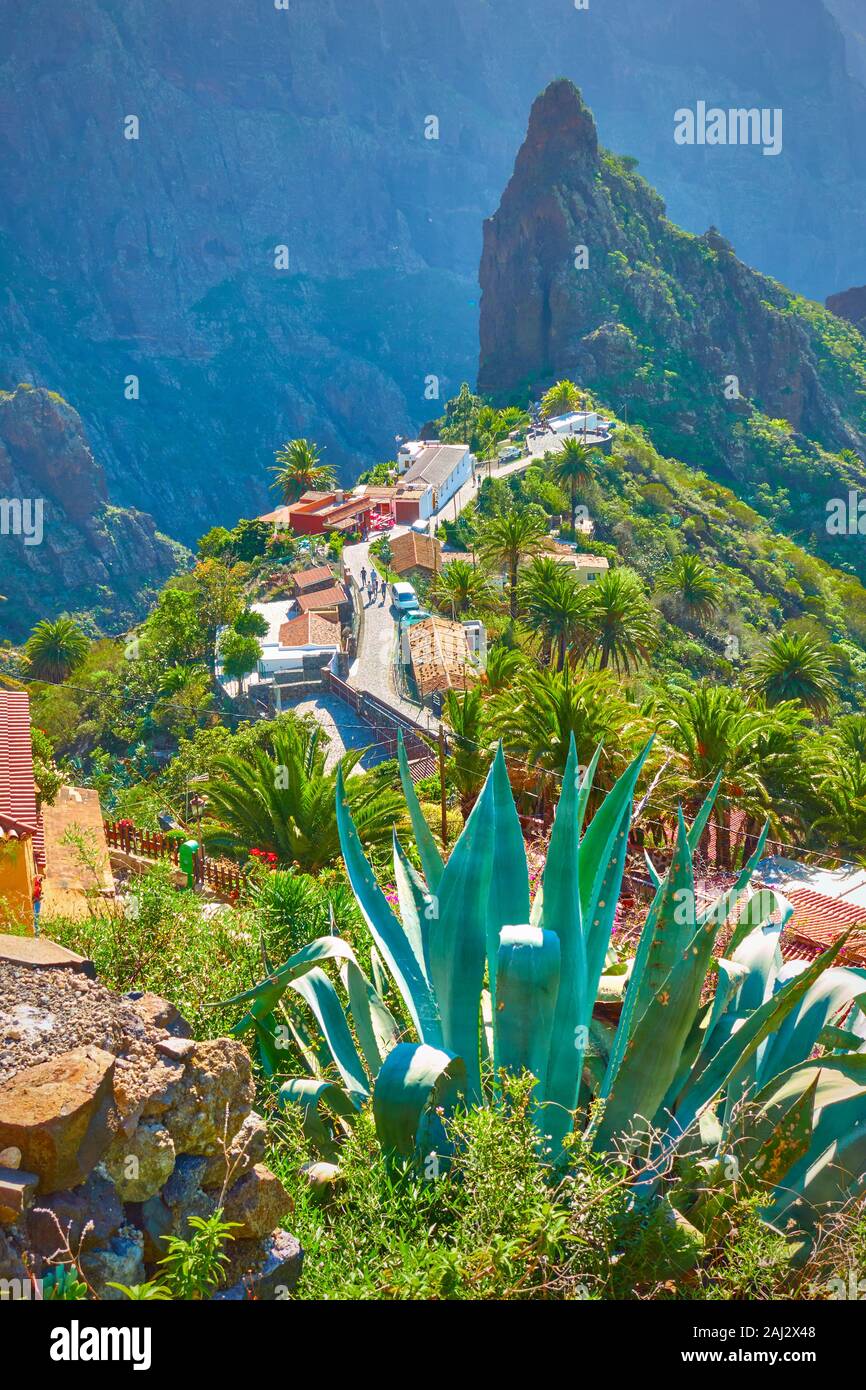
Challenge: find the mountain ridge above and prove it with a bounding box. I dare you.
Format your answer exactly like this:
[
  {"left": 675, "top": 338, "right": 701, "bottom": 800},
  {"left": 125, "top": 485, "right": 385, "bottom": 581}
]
[{"left": 478, "top": 80, "right": 866, "bottom": 581}]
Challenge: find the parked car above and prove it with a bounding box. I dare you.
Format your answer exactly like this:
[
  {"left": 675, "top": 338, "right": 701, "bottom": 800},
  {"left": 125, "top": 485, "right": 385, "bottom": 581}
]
[
  {"left": 392, "top": 581, "right": 420, "bottom": 614},
  {"left": 498, "top": 445, "right": 522, "bottom": 463}
]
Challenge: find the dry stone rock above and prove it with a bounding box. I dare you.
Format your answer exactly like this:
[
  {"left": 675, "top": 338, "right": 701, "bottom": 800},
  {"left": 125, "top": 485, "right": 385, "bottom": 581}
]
[
  {"left": 222, "top": 1164, "right": 291, "bottom": 1240},
  {"left": 162, "top": 1038, "right": 253, "bottom": 1156},
  {"left": 102, "top": 1119, "right": 175, "bottom": 1202},
  {"left": 123, "top": 991, "right": 192, "bottom": 1038},
  {"left": 137, "top": 1156, "right": 216, "bottom": 1264},
  {"left": 0, "top": 934, "right": 95, "bottom": 978},
  {"left": 80, "top": 1224, "right": 145, "bottom": 1300},
  {"left": 215, "top": 1229, "right": 303, "bottom": 1301},
  {"left": 202, "top": 1111, "right": 267, "bottom": 1190},
  {"left": 111, "top": 1039, "right": 185, "bottom": 1133},
  {"left": 26, "top": 1169, "right": 122, "bottom": 1257},
  {"left": 0, "top": 1047, "right": 117, "bottom": 1192},
  {"left": 0, "top": 1165, "right": 38, "bottom": 1223}
]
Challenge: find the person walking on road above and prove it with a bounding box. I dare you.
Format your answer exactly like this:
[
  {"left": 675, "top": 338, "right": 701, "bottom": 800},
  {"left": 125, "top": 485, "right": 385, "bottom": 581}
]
[{"left": 360, "top": 564, "right": 367, "bottom": 589}]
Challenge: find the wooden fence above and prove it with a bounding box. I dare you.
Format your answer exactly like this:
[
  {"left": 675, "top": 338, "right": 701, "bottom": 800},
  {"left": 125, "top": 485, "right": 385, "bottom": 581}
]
[{"left": 104, "top": 821, "right": 243, "bottom": 897}]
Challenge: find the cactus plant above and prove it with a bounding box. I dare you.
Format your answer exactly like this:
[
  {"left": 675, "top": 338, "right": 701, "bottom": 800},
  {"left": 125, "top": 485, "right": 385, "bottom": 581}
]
[{"left": 217, "top": 734, "right": 866, "bottom": 1230}]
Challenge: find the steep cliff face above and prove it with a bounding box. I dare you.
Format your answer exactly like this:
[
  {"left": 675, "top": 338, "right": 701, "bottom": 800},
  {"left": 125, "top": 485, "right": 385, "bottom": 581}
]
[
  {"left": 1, "top": 0, "right": 865, "bottom": 553},
  {"left": 0, "top": 387, "right": 185, "bottom": 641},
  {"left": 478, "top": 81, "right": 866, "bottom": 572},
  {"left": 827, "top": 286, "right": 866, "bottom": 336}
]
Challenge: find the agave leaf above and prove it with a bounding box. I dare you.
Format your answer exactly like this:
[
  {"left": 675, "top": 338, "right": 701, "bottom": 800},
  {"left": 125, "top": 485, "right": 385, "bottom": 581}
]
[
  {"left": 486, "top": 745, "right": 531, "bottom": 1022},
  {"left": 736, "top": 1074, "right": 819, "bottom": 1193},
  {"left": 687, "top": 770, "right": 724, "bottom": 852},
  {"left": 818, "top": 1024, "right": 864, "bottom": 1052},
  {"left": 665, "top": 959, "right": 749, "bottom": 1112},
  {"left": 758, "top": 966, "right": 866, "bottom": 1088},
  {"left": 480, "top": 988, "right": 494, "bottom": 1064},
  {"left": 702, "top": 824, "right": 771, "bottom": 952},
  {"left": 370, "top": 945, "right": 389, "bottom": 1003},
  {"left": 277, "top": 1077, "right": 358, "bottom": 1160},
  {"left": 595, "top": 818, "right": 713, "bottom": 1150},
  {"left": 536, "top": 737, "right": 587, "bottom": 1151},
  {"left": 336, "top": 767, "right": 442, "bottom": 1046},
  {"left": 601, "top": 809, "right": 699, "bottom": 1116},
  {"left": 634, "top": 808, "right": 696, "bottom": 1020},
  {"left": 496, "top": 926, "right": 561, "bottom": 1109},
  {"left": 397, "top": 731, "right": 444, "bottom": 892},
  {"left": 215, "top": 933, "right": 357, "bottom": 1031},
  {"left": 753, "top": 1056, "right": 866, "bottom": 1229},
  {"left": 427, "top": 769, "right": 495, "bottom": 1101},
  {"left": 290, "top": 966, "right": 371, "bottom": 1105},
  {"left": 675, "top": 934, "right": 852, "bottom": 1134},
  {"left": 727, "top": 916, "right": 786, "bottom": 1015},
  {"left": 575, "top": 742, "right": 604, "bottom": 836},
  {"left": 251, "top": 1013, "right": 282, "bottom": 1078},
  {"left": 644, "top": 851, "right": 662, "bottom": 890},
  {"left": 541, "top": 738, "right": 652, "bottom": 1155},
  {"left": 340, "top": 958, "right": 400, "bottom": 1077},
  {"left": 372, "top": 1041, "right": 467, "bottom": 1163},
  {"left": 391, "top": 829, "right": 432, "bottom": 983},
  {"left": 580, "top": 738, "right": 653, "bottom": 987}
]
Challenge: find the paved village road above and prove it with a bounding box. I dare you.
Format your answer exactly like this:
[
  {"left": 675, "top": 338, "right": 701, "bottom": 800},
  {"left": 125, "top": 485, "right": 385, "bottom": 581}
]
[
  {"left": 341, "top": 537, "right": 439, "bottom": 733},
  {"left": 338, "top": 429, "right": 588, "bottom": 733}
]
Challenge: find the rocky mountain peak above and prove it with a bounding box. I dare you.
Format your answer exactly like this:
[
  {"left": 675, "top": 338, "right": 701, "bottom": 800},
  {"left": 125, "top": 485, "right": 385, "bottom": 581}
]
[{"left": 512, "top": 79, "right": 599, "bottom": 184}]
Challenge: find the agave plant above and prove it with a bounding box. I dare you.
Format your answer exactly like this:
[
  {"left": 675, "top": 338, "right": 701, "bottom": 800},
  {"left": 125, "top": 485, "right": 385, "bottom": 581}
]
[{"left": 216, "top": 734, "right": 866, "bottom": 1237}]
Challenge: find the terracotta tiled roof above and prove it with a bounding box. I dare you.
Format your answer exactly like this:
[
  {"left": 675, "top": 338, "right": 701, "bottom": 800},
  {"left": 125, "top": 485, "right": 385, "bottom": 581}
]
[
  {"left": 292, "top": 565, "right": 335, "bottom": 592},
  {"left": 0, "top": 691, "right": 44, "bottom": 868},
  {"left": 783, "top": 886, "right": 866, "bottom": 966},
  {"left": 406, "top": 616, "right": 475, "bottom": 696},
  {"left": 277, "top": 613, "right": 340, "bottom": 649},
  {"left": 390, "top": 531, "right": 442, "bottom": 575},
  {"left": 295, "top": 585, "right": 347, "bottom": 613}
]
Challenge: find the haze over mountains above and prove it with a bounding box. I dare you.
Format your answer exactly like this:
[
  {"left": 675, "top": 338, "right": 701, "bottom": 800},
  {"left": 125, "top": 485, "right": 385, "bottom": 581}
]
[{"left": 2, "top": 0, "right": 866, "bottom": 627}]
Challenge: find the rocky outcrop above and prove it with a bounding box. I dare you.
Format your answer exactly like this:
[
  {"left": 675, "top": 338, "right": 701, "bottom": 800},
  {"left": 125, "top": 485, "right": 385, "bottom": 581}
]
[
  {"left": 478, "top": 81, "right": 866, "bottom": 578},
  {"left": 0, "top": 386, "right": 186, "bottom": 639},
  {"left": 827, "top": 285, "right": 866, "bottom": 337},
  {"left": 0, "top": 934, "right": 301, "bottom": 1300}
]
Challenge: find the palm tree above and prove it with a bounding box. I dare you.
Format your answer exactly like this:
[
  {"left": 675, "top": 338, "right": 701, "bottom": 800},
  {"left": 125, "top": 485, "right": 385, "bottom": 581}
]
[
  {"left": 656, "top": 553, "right": 720, "bottom": 626},
  {"left": 203, "top": 721, "right": 403, "bottom": 872},
  {"left": 478, "top": 509, "right": 549, "bottom": 618},
  {"left": 270, "top": 439, "right": 337, "bottom": 504},
  {"left": 813, "top": 728, "right": 866, "bottom": 862},
  {"left": 430, "top": 559, "right": 490, "bottom": 619},
  {"left": 746, "top": 631, "right": 837, "bottom": 714},
  {"left": 519, "top": 557, "right": 592, "bottom": 670},
  {"left": 24, "top": 617, "right": 90, "bottom": 682},
  {"left": 481, "top": 644, "right": 526, "bottom": 694},
  {"left": 660, "top": 683, "right": 811, "bottom": 864},
  {"left": 490, "top": 665, "right": 645, "bottom": 801},
  {"left": 541, "top": 380, "right": 580, "bottom": 419},
  {"left": 549, "top": 437, "right": 597, "bottom": 534},
  {"left": 584, "top": 568, "right": 657, "bottom": 673},
  {"left": 442, "top": 687, "right": 491, "bottom": 821}
]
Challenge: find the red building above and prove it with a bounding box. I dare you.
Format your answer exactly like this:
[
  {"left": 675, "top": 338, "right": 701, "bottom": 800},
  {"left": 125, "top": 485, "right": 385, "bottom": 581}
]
[{"left": 260, "top": 491, "right": 375, "bottom": 537}]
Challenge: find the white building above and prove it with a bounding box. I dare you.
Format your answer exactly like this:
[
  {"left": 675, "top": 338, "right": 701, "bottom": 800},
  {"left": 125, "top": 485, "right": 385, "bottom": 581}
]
[
  {"left": 397, "top": 441, "right": 474, "bottom": 518},
  {"left": 216, "top": 599, "right": 340, "bottom": 698},
  {"left": 547, "top": 411, "right": 598, "bottom": 437}
]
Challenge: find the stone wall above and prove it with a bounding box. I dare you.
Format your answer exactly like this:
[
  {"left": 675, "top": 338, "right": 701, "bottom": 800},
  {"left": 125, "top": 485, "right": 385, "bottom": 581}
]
[{"left": 0, "top": 934, "right": 302, "bottom": 1300}]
